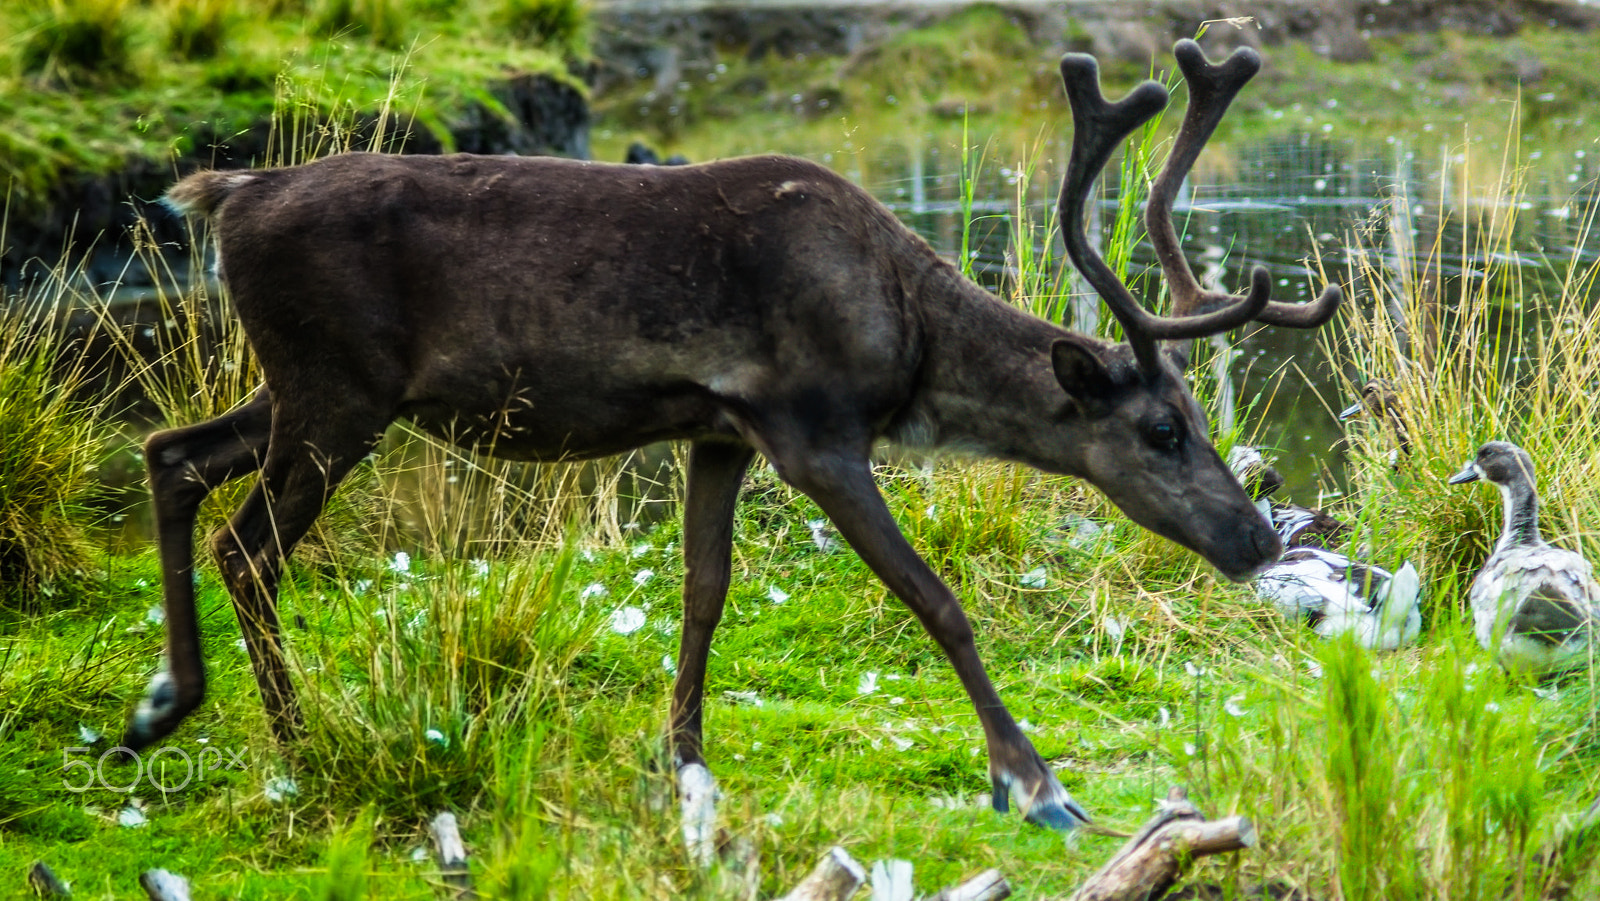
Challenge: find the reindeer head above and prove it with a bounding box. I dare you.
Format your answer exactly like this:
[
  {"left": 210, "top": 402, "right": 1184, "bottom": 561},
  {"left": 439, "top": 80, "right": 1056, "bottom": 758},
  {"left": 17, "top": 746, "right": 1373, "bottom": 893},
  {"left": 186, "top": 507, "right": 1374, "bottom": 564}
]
[{"left": 1054, "top": 40, "right": 1343, "bottom": 581}]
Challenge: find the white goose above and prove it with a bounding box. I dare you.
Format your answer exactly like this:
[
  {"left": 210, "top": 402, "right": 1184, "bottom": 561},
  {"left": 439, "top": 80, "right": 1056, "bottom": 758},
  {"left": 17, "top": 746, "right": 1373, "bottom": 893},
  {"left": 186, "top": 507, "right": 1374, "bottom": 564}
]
[
  {"left": 1448, "top": 441, "right": 1600, "bottom": 677},
  {"left": 1228, "top": 446, "right": 1422, "bottom": 649},
  {"left": 1254, "top": 548, "right": 1422, "bottom": 650}
]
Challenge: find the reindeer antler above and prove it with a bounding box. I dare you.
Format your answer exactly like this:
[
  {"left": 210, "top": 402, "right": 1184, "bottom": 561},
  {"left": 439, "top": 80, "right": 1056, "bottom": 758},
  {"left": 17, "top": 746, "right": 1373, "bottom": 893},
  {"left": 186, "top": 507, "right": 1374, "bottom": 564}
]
[
  {"left": 1148, "top": 40, "right": 1343, "bottom": 327},
  {"left": 1058, "top": 42, "right": 1344, "bottom": 376},
  {"left": 1058, "top": 53, "right": 1269, "bottom": 375}
]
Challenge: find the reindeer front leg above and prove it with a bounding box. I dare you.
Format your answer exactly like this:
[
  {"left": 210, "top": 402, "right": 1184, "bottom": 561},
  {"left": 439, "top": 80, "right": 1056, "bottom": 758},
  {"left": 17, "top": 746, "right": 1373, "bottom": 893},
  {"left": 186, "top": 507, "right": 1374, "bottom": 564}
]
[{"left": 775, "top": 446, "right": 1091, "bottom": 830}]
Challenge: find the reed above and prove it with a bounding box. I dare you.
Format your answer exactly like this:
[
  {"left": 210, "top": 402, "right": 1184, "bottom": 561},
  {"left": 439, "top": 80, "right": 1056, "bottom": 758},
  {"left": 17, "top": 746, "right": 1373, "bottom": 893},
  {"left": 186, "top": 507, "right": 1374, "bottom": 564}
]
[
  {"left": 0, "top": 269, "right": 117, "bottom": 604},
  {"left": 1329, "top": 107, "right": 1600, "bottom": 601}
]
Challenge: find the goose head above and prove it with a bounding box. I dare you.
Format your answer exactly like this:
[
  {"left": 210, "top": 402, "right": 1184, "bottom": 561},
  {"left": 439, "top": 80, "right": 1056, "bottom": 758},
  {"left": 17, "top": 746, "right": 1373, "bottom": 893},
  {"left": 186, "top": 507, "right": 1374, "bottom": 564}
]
[
  {"left": 1448, "top": 441, "right": 1536, "bottom": 490},
  {"left": 1338, "top": 378, "right": 1399, "bottom": 421},
  {"left": 1340, "top": 378, "right": 1413, "bottom": 462}
]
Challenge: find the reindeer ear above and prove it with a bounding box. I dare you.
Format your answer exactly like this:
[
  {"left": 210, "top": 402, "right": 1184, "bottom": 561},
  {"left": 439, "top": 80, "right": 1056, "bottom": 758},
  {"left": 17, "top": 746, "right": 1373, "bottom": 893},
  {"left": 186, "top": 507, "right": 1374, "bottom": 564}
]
[
  {"left": 1051, "top": 336, "right": 1116, "bottom": 407},
  {"left": 1163, "top": 343, "right": 1192, "bottom": 371}
]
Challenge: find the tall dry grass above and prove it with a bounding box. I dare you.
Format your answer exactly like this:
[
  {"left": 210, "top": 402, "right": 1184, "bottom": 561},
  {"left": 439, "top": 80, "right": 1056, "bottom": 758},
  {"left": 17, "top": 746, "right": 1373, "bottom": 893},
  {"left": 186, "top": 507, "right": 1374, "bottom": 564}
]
[{"left": 0, "top": 284, "right": 113, "bottom": 602}]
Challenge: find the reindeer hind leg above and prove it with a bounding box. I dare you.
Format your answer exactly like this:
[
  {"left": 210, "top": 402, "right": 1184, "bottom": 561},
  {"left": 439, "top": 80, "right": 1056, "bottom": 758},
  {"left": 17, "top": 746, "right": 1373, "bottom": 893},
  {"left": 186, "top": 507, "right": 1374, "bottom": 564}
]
[
  {"left": 127, "top": 389, "right": 273, "bottom": 749},
  {"left": 208, "top": 409, "right": 387, "bottom": 746}
]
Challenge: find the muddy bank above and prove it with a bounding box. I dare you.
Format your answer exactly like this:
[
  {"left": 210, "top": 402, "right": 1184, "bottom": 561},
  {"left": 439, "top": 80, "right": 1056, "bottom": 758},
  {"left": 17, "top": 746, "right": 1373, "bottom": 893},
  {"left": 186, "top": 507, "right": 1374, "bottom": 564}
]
[{"left": 588, "top": 0, "right": 1600, "bottom": 93}]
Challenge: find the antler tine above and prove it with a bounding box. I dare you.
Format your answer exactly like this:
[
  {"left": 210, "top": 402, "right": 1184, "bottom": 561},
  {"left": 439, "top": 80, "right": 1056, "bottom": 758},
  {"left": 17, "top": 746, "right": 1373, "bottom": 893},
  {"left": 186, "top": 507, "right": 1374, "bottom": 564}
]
[
  {"left": 1058, "top": 53, "right": 1270, "bottom": 375},
  {"left": 1149, "top": 39, "right": 1346, "bottom": 329},
  {"left": 1255, "top": 283, "right": 1343, "bottom": 327}
]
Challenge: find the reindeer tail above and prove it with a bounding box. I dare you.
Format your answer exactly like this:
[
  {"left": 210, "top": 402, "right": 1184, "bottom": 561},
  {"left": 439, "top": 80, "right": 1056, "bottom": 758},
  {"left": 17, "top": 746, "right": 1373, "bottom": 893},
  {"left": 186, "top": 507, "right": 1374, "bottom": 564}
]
[{"left": 162, "top": 170, "right": 258, "bottom": 220}]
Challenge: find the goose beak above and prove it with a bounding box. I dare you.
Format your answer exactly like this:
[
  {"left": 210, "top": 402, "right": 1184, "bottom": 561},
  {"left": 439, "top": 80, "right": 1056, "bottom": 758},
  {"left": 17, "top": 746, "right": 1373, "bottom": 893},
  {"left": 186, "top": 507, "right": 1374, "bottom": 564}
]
[
  {"left": 1446, "top": 463, "right": 1480, "bottom": 485},
  {"left": 1337, "top": 400, "right": 1364, "bottom": 420}
]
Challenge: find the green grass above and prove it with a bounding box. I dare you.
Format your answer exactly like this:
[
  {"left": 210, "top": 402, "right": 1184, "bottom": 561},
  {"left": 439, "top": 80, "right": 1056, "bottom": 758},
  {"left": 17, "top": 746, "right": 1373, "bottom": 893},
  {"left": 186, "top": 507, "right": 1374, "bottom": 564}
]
[
  {"left": 17, "top": 0, "right": 138, "bottom": 87},
  {"left": 0, "top": 0, "right": 588, "bottom": 226},
  {"left": 2, "top": 466, "right": 1595, "bottom": 896},
  {"left": 161, "top": 0, "right": 234, "bottom": 61},
  {"left": 492, "top": 0, "right": 588, "bottom": 58},
  {"left": 4, "top": 17, "right": 1600, "bottom": 898}
]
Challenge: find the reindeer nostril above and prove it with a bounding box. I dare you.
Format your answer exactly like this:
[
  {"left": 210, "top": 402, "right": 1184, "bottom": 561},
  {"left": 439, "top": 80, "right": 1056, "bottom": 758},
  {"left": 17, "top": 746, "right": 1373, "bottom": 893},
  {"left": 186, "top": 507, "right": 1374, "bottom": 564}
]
[{"left": 1252, "top": 524, "right": 1282, "bottom": 562}]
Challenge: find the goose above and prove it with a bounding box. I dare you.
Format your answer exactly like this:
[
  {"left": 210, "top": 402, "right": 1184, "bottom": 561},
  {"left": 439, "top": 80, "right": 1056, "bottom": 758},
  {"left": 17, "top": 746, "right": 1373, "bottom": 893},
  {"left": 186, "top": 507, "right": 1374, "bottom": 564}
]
[
  {"left": 1339, "top": 378, "right": 1412, "bottom": 466},
  {"left": 1254, "top": 549, "right": 1422, "bottom": 650},
  {"left": 1448, "top": 441, "right": 1600, "bottom": 677},
  {"left": 1227, "top": 446, "right": 1422, "bottom": 649},
  {"left": 1226, "top": 445, "right": 1351, "bottom": 550}
]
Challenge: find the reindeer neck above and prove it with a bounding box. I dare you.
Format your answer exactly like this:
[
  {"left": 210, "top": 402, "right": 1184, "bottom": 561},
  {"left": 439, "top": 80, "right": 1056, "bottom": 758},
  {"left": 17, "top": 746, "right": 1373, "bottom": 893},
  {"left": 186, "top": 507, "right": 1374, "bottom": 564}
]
[
  {"left": 1495, "top": 478, "right": 1545, "bottom": 554},
  {"left": 894, "top": 268, "right": 1081, "bottom": 470}
]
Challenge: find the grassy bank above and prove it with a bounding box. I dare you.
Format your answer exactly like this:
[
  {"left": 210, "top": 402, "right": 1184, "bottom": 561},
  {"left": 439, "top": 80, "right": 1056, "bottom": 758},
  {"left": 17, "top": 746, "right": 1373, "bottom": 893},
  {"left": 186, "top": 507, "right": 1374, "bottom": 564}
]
[
  {"left": 0, "top": 0, "right": 586, "bottom": 226},
  {"left": 7, "top": 1, "right": 1600, "bottom": 231},
  {"left": 591, "top": 9, "right": 1600, "bottom": 166}
]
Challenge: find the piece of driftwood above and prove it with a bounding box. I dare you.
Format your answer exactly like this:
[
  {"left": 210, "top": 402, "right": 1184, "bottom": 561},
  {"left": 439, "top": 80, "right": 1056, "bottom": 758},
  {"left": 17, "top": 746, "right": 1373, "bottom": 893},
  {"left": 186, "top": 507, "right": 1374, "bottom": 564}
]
[
  {"left": 928, "top": 868, "right": 1012, "bottom": 901},
  {"left": 865, "top": 859, "right": 1010, "bottom": 901},
  {"left": 872, "top": 858, "right": 913, "bottom": 901},
  {"left": 27, "top": 861, "right": 71, "bottom": 898},
  {"left": 138, "top": 869, "right": 191, "bottom": 901},
  {"left": 430, "top": 811, "right": 478, "bottom": 900},
  {"left": 777, "top": 846, "right": 867, "bottom": 901},
  {"left": 1066, "top": 787, "right": 1255, "bottom": 901}
]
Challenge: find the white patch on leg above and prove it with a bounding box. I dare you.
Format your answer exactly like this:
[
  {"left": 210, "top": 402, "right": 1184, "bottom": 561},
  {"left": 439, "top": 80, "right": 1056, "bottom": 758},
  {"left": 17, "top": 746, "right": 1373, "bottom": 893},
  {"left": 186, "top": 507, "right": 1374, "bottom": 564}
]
[
  {"left": 132, "top": 669, "right": 175, "bottom": 732},
  {"left": 996, "top": 765, "right": 1091, "bottom": 829},
  {"left": 678, "top": 763, "right": 717, "bottom": 867}
]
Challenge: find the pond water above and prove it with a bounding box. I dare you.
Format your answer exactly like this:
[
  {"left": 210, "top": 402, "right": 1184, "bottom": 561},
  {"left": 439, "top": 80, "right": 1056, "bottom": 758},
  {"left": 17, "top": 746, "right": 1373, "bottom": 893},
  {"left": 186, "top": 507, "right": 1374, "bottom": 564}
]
[{"left": 789, "top": 127, "right": 1600, "bottom": 502}]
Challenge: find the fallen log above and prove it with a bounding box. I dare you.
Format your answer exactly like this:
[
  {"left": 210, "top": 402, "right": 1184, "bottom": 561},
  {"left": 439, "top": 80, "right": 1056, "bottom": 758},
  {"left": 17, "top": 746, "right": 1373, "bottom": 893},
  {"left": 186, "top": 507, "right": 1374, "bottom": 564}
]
[
  {"left": 928, "top": 868, "right": 1012, "bottom": 901},
  {"left": 871, "top": 858, "right": 913, "bottom": 901},
  {"left": 716, "top": 832, "right": 762, "bottom": 901},
  {"left": 777, "top": 846, "right": 867, "bottom": 901},
  {"left": 1066, "top": 786, "right": 1255, "bottom": 901},
  {"left": 431, "top": 811, "right": 478, "bottom": 900}
]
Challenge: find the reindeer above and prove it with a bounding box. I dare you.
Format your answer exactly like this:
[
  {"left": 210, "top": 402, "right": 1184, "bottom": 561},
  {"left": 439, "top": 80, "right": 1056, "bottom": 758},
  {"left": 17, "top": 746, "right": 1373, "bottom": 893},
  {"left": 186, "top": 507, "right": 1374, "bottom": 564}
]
[{"left": 129, "top": 40, "right": 1341, "bottom": 839}]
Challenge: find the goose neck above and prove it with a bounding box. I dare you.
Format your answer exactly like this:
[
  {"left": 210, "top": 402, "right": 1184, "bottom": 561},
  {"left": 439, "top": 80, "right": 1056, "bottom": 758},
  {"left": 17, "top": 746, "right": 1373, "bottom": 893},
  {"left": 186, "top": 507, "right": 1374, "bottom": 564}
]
[{"left": 1495, "top": 478, "right": 1543, "bottom": 553}]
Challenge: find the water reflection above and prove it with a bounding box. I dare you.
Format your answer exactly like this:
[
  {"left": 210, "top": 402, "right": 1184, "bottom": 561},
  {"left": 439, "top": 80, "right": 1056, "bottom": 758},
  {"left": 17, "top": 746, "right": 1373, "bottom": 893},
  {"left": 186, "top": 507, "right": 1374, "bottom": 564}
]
[{"left": 839, "top": 131, "right": 1600, "bottom": 499}]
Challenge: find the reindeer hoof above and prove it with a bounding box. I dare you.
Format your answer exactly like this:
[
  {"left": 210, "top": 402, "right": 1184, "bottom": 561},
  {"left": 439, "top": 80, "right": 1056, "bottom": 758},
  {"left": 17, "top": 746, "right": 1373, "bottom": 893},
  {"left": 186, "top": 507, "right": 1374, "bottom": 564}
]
[
  {"left": 992, "top": 773, "right": 1093, "bottom": 831},
  {"left": 678, "top": 763, "right": 718, "bottom": 867},
  {"left": 122, "top": 670, "right": 194, "bottom": 751},
  {"left": 1025, "top": 798, "right": 1094, "bottom": 831}
]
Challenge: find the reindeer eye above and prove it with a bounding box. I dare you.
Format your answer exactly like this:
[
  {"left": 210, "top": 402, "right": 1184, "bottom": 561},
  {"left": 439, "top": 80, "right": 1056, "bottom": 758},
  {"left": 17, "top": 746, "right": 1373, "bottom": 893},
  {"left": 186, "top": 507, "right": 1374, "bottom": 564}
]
[{"left": 1145, "top": 420, "right": 1180, "bottom": 451}]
